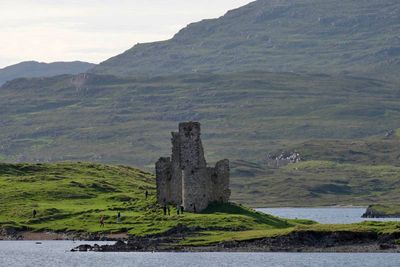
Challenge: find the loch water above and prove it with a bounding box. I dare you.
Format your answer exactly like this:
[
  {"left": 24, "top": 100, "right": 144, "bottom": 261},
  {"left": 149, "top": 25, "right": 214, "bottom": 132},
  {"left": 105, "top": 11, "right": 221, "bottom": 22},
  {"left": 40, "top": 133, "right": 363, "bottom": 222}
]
[
  {"left": 257, "top": 207, "right": 400, "bottom": 224},
  {"left": 1, "top": 240, "right": 400, "bottom": 267}
]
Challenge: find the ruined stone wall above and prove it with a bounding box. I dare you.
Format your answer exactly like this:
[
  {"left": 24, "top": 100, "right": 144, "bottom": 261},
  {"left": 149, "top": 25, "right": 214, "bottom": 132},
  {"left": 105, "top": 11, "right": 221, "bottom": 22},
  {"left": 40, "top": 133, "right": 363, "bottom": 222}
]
[
  {"left": 207, "top": 167, "right": 218, "bottom": 202},
  {"left": 155, "top": 157, "right": 172, "bottom": 205},
  {"left": 208, "top": 160, "right": 231, "bottom": 203},
  {"left": 170, "top": 132, "right": 182, "bottom": 204},
  {"left": 156, "top": 122, "right": 230, "bottom": 212},
  {"left": 214, "top": 159, "right": 231, "bottom": 203},
  {"left": 178, "top": 122, "right": 206, "bottom": 169},
  {"left": 179, "top": 122, "right": 209, "bottom": 212}
]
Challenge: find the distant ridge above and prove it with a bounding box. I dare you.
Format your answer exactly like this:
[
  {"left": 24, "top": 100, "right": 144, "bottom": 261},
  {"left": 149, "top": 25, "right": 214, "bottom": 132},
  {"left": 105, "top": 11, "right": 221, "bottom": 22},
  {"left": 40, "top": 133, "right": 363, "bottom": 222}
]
[
  {"left": 0, "top": 61, "right": 96, "bottom": 86},
  {"left": 91, "top": 0, "right": 400, "bottom": 81}
]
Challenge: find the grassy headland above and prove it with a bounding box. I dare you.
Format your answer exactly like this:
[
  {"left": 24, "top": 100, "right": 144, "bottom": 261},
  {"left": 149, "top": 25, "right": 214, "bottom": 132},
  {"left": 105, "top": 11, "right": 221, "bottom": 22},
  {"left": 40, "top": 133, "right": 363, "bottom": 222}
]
[
  {"left": 0, "top": 162, "right": 309, "bottom": 239},
  {"left": 1, "top": 162, "right": 400, "bottom": 251},
  {"left": 363, "top": 204, "right": 400, "bottom": 218}
]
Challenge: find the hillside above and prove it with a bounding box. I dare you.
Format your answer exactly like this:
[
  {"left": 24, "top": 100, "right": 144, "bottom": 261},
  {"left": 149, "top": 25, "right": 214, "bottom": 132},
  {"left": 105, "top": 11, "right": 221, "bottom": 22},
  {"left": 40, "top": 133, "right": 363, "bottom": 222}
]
[
  {"left": 1, "top": 71, "right": 400, "bottom": 206},
  {"left": 92, "top": 0, "right": 400, "bottom": 81},
  {"left": 231, "top": 136, "right": 400, "bottom": 207},
  {"left": 1, "top": 0, "right": 400, "bottom": 208},
  {"left": 0, "top": 162, "right": 155, "bottom": 235},
  {"left": 0, "top": 61, "right": 95, "bottom": 86},
  {"left": 1, "top": 72, "right": 399, "bottom": 168}
]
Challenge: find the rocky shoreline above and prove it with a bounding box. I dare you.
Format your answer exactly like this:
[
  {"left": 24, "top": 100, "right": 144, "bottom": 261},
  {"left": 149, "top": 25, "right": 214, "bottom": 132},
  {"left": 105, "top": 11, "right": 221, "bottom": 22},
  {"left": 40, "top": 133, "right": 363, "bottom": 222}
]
[
  {"left": 3, "top": 224, "right": 400, "bottom": 253},
  {"left": 71, "top": 230, "right": 400, "bottom": 253},
  {"left": 0, "top": 226, "right": 128, "bottom": 241}
]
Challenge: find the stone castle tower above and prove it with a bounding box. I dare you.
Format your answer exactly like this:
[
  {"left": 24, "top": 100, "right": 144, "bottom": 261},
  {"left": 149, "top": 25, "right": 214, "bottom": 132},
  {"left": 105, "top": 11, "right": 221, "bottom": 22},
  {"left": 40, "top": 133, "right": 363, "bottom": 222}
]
[{"left": 156, "top": 122, "right": 230, "bottom": 212}]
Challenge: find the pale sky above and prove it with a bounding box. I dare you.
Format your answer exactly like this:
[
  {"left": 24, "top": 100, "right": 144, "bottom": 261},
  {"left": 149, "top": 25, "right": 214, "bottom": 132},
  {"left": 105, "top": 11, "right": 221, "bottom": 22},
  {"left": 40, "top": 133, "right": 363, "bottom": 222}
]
[{"left": 0, "top": 0, "right": 253, "bottom": 68}]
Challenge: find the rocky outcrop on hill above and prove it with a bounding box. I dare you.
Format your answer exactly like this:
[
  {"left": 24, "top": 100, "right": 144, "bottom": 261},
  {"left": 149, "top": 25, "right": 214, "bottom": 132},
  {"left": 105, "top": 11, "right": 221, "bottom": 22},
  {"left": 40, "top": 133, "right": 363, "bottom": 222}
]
[{"left": 266, "top": 151, "right": 301, "bottom": 168}]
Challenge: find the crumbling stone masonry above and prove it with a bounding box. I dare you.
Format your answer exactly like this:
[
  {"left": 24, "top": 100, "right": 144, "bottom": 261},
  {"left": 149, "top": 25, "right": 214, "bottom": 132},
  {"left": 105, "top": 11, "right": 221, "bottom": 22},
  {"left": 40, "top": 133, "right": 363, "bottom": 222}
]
[{"left": 156, "top": 122, "right": 230, "bottom": 212}]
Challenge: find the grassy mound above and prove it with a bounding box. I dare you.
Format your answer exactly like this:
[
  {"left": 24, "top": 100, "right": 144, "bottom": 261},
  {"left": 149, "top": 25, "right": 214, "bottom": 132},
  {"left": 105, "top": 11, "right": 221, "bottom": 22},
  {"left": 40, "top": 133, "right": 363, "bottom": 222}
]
[
  {"left": 0, "top": 162, "right": 309, "bottom": 238},
  {"left": 2, "top": 162, "right": 400, "bottom": 246}
]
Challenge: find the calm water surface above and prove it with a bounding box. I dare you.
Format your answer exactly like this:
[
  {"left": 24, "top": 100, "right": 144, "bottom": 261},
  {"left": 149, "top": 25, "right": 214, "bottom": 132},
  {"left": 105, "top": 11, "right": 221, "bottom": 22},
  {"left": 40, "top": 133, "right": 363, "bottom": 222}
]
[
  {"left": 257, "top": 207, "right": 400, "bottom": 224},
  {"left": 1, "top": 241, "right": 400, "bottom": 267},
  {"left": 2, "top": 208, "right": 400, "bottom": 267}
]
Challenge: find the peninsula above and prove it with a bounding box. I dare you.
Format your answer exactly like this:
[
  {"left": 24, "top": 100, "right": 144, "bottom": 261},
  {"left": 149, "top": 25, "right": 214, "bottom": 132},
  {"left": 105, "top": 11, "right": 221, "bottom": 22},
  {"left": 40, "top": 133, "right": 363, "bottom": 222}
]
[
  {"left": 363, "top": 205, "right": 400, "bottom": 218},
  {"left": 0, "top": 122, "right": 399, "bottom": 252}
]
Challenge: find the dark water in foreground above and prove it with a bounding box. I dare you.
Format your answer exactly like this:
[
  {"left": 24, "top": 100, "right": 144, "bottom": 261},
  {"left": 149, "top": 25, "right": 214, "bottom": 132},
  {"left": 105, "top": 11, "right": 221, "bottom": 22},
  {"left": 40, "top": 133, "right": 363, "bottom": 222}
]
[
  {"left": 256, "top": 207, "right": 400, "bottom": 224},
  {"left": 0, "top": 241, "right": 400, "bottom": 267},
  {"left": 1, "top": 208, "right": 400, "bottom": 267}
]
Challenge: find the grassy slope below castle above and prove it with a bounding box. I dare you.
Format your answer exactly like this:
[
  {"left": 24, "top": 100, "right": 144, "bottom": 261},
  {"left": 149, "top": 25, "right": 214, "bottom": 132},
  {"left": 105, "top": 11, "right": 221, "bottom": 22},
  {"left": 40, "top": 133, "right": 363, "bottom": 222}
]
[
  {"left": 0, "top": 162, "right": 309, "bottom": 239},
  {"left": 1, "top": 162, "right": 400, "bottom": 248}
]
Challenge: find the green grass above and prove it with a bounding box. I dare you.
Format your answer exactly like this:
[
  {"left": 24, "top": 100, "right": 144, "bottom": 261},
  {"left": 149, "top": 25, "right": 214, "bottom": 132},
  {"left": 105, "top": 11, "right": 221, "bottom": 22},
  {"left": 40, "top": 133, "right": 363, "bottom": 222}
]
[
  {"left": 180, "top": 221, "right": 400, "bottom": 247},
  {"left": 2, "top": 161, "right": 400, "bottom": 246},
  {"left": 231, "top": 136, "right": 400, "bottom": 207},
  {"left": 0, "top": 162, "right": 156, "bottom": 234},
  {"left": 180, "top": 228, "right": 293, "bottom": 246},
  {"left": 0, "top": 162, "right": 309, "bottom": 237},
  {"left": 395, "top": 129, "right": 400, "bottom": 139},
  {"left": 233, "top": 159, "right": 400, "bottom": 207}
]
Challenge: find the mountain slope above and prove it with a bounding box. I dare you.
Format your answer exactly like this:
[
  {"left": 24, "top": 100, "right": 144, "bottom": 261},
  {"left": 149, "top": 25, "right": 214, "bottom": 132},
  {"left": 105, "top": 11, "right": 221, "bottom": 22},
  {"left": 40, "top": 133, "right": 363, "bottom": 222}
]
[
  {"left": 1, "top": 72, "right": 400, "bottom": 206},
  {"left": 231, "top": 136, "right": 400, "bottom": 207},
  {"left": 1, "top": 72, "right": 399, "bottom": 167},
  {"left": 92, "top": 0, "right": 400, "bottom": 80},
  {"left": 0, "top": 61, "right": 95, "bottom": 86}
]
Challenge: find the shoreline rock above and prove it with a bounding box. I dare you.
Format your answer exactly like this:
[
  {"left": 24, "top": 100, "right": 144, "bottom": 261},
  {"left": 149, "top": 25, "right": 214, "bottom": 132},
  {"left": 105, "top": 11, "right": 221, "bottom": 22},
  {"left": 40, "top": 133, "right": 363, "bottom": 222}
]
[
  {"left": 0, "top": 227, "right": 128, "bottom": 241},
  {"left": 71, "top": 230, "right": 400, "bottom": 253}
]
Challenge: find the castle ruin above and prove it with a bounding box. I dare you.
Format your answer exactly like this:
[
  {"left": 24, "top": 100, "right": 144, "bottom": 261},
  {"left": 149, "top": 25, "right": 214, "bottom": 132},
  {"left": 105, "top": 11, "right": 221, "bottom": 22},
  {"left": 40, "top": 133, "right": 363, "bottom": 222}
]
[{"left": 156, "top": 122, "right": 230, "bottom": 212}]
